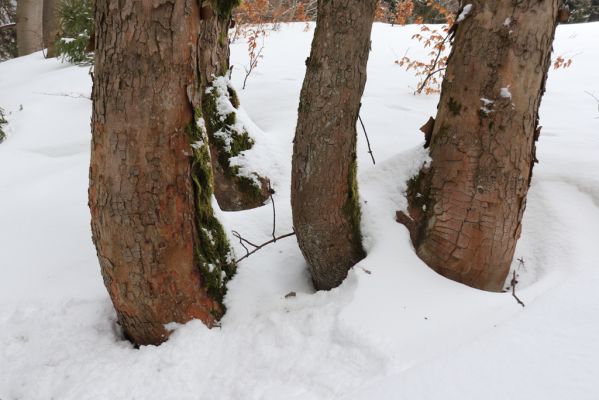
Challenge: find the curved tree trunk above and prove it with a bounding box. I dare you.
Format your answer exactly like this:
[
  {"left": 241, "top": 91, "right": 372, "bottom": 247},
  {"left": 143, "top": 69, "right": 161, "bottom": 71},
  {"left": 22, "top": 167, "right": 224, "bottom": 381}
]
[
  {"left": 291, "top": 0, "right": 377, "bottom": 290},
  {"left": 399, "top": 1, "right": 560, "bottom": 292},
  {"left": 16, "top": 0, "right": 43, "bottom": 56},
  {"left": 198, "top": 3, "right": 270, "bottom": 211},
  {"left": 42, "top": 0, "right": 60, "bottom": 57},
  {"left": 90, "top": 0, "right": 235, "bottom": 346}
]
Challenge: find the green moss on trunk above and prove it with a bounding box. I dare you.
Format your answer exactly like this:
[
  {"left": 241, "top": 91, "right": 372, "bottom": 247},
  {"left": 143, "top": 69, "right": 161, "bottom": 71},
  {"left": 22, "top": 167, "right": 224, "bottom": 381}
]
[
  {"left": 342, "top": 152, "right": 366, "bottom": 259},
  {"left": 210, "top": 0, "right": 240, "bottom": 18},
  {"left": 187, "top": 111, "right": 236, "bottom": 309},
  {"left": 202, "top": 80, "right": 265, "bottom": 203}
]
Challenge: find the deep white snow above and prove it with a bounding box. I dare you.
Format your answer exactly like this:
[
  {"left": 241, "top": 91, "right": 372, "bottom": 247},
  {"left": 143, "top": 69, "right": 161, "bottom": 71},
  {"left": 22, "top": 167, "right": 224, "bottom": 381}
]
[{"left": 1, "top": 22, "right": 598, "bottom": 400}]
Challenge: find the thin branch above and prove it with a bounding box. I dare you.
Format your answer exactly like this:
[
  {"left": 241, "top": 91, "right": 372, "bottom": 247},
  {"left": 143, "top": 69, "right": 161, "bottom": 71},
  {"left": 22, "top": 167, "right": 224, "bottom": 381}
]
[
  {"left": 33, "top": 91, "right": 91, "bottom": 100},
  {"left": 415, "top": 31, "right": 451, "bottom": 94},
  {"left": 0, "top": 22, "right": 15, "bottom": 31},
  {"left": 585, "top": 91, "right": 599, "bottom": 117},
  {"left": 242, "top": 39, "right": 265, "bottom": 90},
  {"left": 232, "top": 182, "right": 295, "bottom": 263},
  {"left": 358, "top": 103, "right": 375, "bottom": 165},
  {"left": 269, "top": 183, "right": 276, "bottom": 241},
  {"left": 511, "top": 258, "right": 525, "bottom": 307},
  {"left": 235, "top": 231, "right": 296, "bottom": 263}
]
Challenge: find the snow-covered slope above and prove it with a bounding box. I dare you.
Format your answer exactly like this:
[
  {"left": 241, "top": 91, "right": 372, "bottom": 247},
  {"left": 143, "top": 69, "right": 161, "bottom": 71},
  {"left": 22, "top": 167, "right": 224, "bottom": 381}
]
[{"left": 1, "top": 22, "right": 598, "bottom": 400}]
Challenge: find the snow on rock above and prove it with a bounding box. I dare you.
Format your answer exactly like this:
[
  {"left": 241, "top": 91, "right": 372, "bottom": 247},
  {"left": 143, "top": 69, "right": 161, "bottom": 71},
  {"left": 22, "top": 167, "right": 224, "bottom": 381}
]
[{"left": 1, "top": 22, "right": 599, "bottom": 400}]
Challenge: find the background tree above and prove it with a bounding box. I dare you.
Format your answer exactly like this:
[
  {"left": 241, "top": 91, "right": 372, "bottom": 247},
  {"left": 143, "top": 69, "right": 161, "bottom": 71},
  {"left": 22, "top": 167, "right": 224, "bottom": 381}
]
[
  {"left": 291, "top": 0, "right": 377, "bottom": 290},
  {"left": 42, "top": 0, "right": 60, "bottom": 57},
  {"left": 90, "top": 0, "right": 235, "bottom": 346},
  {"left": 590, "top": 0, "right": 599, "bottom": 21},
  {"left": 0, "top": 0, "right": 17, "bottom": 61},
  {"left": 16, "top": 0, "right": 43, "bottom": 56},
  {"left": 398, "top": 1, "right": 562, "bottom": 291}
]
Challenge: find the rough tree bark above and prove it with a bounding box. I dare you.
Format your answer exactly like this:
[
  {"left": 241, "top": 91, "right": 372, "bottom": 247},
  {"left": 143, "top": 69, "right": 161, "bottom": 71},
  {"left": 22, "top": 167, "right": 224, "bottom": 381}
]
[
  {"left": 398, "top": 1, "right": 561, "bottom": 292},
  {"left": 16, "top": 0, "right": 43, "bottom": 56},
  {"left": 199, "top": 1, "right": 270, "bottom": 211},
  {"left": 90, "top": 0, "right": 236, "bottom": 346},
  {"left": 42, "top": 0, "right": 59, "bottom": 57},
  {"left": 291, "top": 0, "right": 377, "bottom": 290}
]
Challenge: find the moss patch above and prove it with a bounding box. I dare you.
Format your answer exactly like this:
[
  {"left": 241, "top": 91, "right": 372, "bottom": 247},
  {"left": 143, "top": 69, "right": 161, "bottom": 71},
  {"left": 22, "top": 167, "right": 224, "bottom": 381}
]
[
  {"left": 187, "top": 111, "right": 236, "bottom": 310},
  {"left": 448, "top": 97, "right": 462, "bottom": 116},
  {"left": 342, "top": 152, "right": 366, "bottom": 258},
  {"left": 209, "top": 0, "right": 241, "bottom": 18},
  {"left": 202, "top": 77, "right": 264, "bottom": 203}
]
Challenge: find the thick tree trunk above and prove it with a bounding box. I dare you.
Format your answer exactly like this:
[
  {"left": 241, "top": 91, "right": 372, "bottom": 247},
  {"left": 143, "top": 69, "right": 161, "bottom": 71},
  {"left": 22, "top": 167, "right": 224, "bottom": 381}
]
[
  {"left": 42, "top": 0, "right": 59, "bottom": 57},
  {"left": 90, "top": 0, "right": 235, "bottom": 346},
  {"left": 16, "top": 0, "right": 43, "bottom": 56},
  {"left": 198, "top": 3, "right": 270, "bottom": 211},
  {"left": 199, "top": 4, "right": 230, "bottom": 93},
  {"left": 399, "top": 1, "right": 560, "bottom": 292},
  {"left": 291, "top": 0, "right": 377, "bottom": 290}
]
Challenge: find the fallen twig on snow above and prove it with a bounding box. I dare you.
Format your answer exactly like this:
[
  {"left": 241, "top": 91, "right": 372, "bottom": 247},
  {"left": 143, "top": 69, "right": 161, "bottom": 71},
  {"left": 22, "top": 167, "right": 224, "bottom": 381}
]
[
  {"left": 358, "top": 103, "right": 375, "bottom": 165},
  {"left": 233, "top": 183, "right": 295, "bottom": 263},
  {"left": 511, "top": 258, "right": 526, "bottom": 308}
]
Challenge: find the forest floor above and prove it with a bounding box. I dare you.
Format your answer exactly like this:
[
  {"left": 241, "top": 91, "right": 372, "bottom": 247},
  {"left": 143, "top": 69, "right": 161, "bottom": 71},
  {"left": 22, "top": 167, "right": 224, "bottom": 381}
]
[{"left": 1, "top": 22, "right": 598, "bottom": 400}]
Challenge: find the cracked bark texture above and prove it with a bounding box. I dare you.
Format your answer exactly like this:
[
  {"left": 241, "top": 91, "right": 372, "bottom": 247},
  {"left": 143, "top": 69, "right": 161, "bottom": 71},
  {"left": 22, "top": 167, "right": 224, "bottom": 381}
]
[
  {"left": 199, "top": 2, "right": 270, "bottom": 211},
  {"left": 404, "top": 0, "right": 560, "bottom": 292},
  {"left": 89, "top": 0, "right": 225, "bottom": 346},
  {"left": 291, "top": 0, "right": 376, "bottom": 290}
]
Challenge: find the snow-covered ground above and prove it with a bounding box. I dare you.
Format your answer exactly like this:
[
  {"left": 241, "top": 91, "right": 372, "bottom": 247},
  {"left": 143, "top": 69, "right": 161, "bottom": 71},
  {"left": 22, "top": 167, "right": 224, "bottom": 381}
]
[{"left": 1, "top": 22, "right": 598, "bottom": 400}]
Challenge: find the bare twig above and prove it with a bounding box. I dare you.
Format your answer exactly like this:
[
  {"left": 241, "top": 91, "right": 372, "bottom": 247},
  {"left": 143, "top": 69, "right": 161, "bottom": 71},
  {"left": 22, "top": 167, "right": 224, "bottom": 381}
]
[
  {"left": 232, "top": 183, "right": 295, "bottom": 263},
  {"left": 416, "top": 33, "right": 450, "bottom": 95},
  {"left": 511, "top": 258, "right": 525, "bottom": 307},
  {"left": 33, "top": 91, "right": 91, "bottom": 100},
  {"left": 358, "top": 103, "right": 375, "bottom": 165},
  {"left": 584, "top": 91, "right": 599, "bottom": 118},
  {"left": 234, "top": 231, "right": 296, "bottom": 263},
  {"left": 269, "top": 183, "right": 276, "bottom": 241},
  {"left": 242, "top": 34, "right": 265, "bottom": 90}
]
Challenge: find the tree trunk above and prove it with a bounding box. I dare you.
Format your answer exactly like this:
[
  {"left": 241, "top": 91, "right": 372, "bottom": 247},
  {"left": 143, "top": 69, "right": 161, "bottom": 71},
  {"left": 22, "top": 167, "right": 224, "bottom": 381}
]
[
  {"left": 399, "top": 1, "right": 560, "bottom": 292},
  {"left": 90, "top": 0, "right": 236, "bottom": 346},
  {"left": 16, "top": 0, "right": 43, "bottom": 56},
  {"left": 590, "top": 0, "right": 599, "bottom": 21},
  {"left": 198, "top": 3, "right": 270, "bottom": 211},
  {"left": 291, "top": 0, "right": 377, "bottom": 290},
  {"left": 42, "top": 0, "right": 59, "bottom": 57}
]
